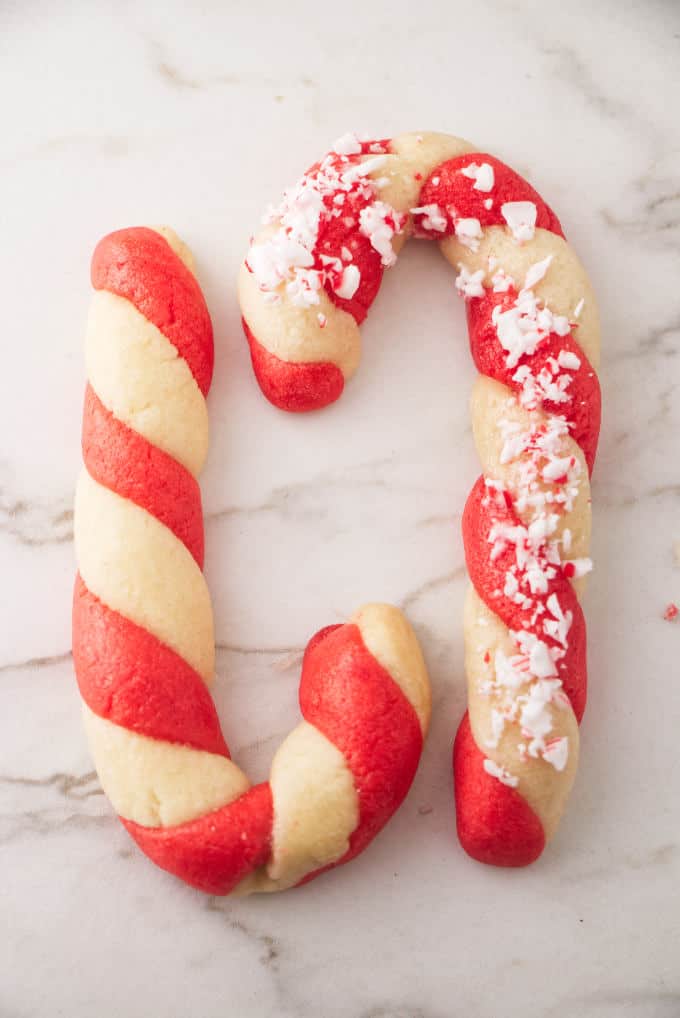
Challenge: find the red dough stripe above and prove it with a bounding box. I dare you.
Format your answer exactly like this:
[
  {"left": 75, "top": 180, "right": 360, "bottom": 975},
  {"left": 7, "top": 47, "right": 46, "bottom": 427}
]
[
  {"left": 462, "top": 477, "right": 587, "bottom": 721},
  {"left": 122, "top": 783, "right": 273, "bottom": 896},
  {"left": 453, "top": 712, "right": 545, "bottom": 866},
  {"left": 419, "top": 154, "right": 564, "bottom": 238},
  {"left": 82, "top": 385, "right": 205, "bottom": 566},
  {"left": 91, "top": 227, "right": 214, "bottom": 396},
  {"left": 73, "top": 575, "right": 229, "bottom": 757},
  {"left": 299, "top": 623, "right": 423, "bottom": 870},
  {"left": 116, "top": 619, "right": 424, "bottom": 896},
  {"left": 243, "top": 319, "right": 345, "bottom": 411}
]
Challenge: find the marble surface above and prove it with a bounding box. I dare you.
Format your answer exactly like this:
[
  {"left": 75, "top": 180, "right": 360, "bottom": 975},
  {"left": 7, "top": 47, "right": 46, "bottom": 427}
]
[{"left": 2, "top": 1, "right": 679, "bottom": 1015}]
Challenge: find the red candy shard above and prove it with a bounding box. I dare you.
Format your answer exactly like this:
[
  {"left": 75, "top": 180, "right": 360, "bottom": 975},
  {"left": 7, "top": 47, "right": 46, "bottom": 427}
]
[
  {"left": 82, "top": 385, "right": 205, "bottom": 566},
  {"left": 243, "top": 318, "right": 344, "bottom": 412},
  {"left": 122, "top": 783, "right": 273, "bottom": 895},
  {"left": 418, "top": 153, "right": 564, "bottom": 238},
  {"left": 91, "top": 227, "right": 214, "bottom": 396},
  {"left": 453, "top": 713, "right": 545, "bottom": 867},
  {"left": 73, "top": 576, "right": 229, "bottom": 757},
  {"left": 664, "top": 603, "right": 679, "bottom": 621}
]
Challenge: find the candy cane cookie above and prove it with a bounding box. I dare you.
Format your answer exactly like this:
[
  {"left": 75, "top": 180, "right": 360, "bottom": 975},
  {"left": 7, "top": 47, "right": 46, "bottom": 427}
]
[
  {"left": 240, "top": 132, "right": 601, "bottom": 865},
  {"left": 73, "top": 226, "right": 431, "bottom": 894}
]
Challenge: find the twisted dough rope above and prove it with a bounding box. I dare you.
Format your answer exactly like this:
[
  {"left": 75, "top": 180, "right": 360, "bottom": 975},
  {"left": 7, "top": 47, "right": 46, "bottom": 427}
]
[
  {"left": 240, "top": 132, "right": 602, "bottom": 865},
  {"left": 73, "top": 226, "right": 431, "bottom": 895}
]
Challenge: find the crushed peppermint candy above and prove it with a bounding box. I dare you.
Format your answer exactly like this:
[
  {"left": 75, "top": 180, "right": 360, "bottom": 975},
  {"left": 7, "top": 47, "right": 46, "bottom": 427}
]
[
  {"left": 557, "top": 349, "right": 581, "bottom": 371},
  {"left": 481, "top": 638, "right": 571, "bottom": 770},
  {"left": 562, "top": 558, "right": 593, "bottom": 580},
  {"left": 485, "top": 708, "right": 506, "bottom": 749},
  {"left": 359, "top": 202, "right": 401, "bottom": 266},
  {"left": 664, "top": 603, "right": 679, "bottom": 621},
  {"left": 454, "top": 217, "right": 483, "bottom": 251},
  {"left": 410, "top": 203, "right": 447, "bottom": 232},
  {"left": 492, "top": 285, "right": 571, "bottom": 369},
  {"left": 332, "top": 132, "right": 363, "bottom": 156},
  {"left": 456, "top": 265, "right": 485, "bottom": 299},
  {"left": 334, "top": 263, "right": 361, "bottom": 299},
  {"left": 483, "top": 758, "right": 519, "bottom": 788},
  {"left": 474, "top": 401, "right": 591, "bottom": 773},
  {"left": 461, "top": 161, "right": 495, "bottom": 192},
  {"left": 523, "top": 255, "right": 553, "bottom": 291},
  {"left": 447, "top": 236, "right": 590, "bottom": 782},
  {"left": 492, "top": 269, "right": 515, "bottom": 293},
  {"left": 501, "top": 201, "right": 537, "bottom": 243},
  {"left": 246, "top": 140, "right": 404, "bottom": 308},
  {"left": 542, "top": 736, "right": 569, "bottom": 772}
]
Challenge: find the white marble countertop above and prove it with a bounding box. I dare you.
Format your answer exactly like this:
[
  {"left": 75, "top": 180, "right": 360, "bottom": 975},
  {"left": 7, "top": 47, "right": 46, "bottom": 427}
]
[{"left": 2, "top": 1, "right": 679, "bottom": 1015}]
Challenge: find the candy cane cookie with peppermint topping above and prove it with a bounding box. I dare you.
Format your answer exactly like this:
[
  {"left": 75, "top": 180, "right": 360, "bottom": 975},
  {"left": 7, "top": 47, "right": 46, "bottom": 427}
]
[
  {"left": 73, "top": 225, "right": 431, "bottom": 894},
  {"left": 240, "top": 131, "right": 601, "bottom": 865}
]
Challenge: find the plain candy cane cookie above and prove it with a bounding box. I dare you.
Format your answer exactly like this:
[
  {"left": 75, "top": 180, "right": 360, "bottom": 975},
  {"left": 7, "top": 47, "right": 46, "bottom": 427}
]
[{"left": 73, "top": 226, "right": 431, "bottom": 894}]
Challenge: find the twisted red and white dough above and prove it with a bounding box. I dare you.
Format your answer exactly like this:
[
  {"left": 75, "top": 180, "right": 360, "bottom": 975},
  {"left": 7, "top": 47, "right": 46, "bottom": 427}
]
[
  {"left": 73, "top": 226, "right": 431, "bottom": 894},
  {"left": 240, "top": 132, "right": 602, "bottom": 865}
]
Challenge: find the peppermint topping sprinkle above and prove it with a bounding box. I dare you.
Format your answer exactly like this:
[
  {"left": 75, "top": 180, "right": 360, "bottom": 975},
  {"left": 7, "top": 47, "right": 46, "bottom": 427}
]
[
  {"left": 410, "top": 203, "right": 447, "bottom": 232},
  {"left": 454, "top": 217, "right": 483, "bottom": 251},
  {"left": 501, "top": 201, "right": 537, "bottom": 242},
  {"left": 444, "top": 176, "right": 592, "bottom": 784},
  {"left": 461, "top": 161, "right": 495, "bottom": 192},
  {"left": 455, "top": 265, "right": 485, "bottom": 299},
  {"left": 523, "top": 255, "right": 553, "bottom": 291},
  {"left": 492, "top": 287, "right": 570, "bottom": 369},
  {"left": 542, "top": 737, "right": 569, "bottom": 771},
  {"left": 483, "top": 758, "right": 519, "bottom": 788},
  {"left": 246, "top": 139, "right": 403, "bottom": 308},
  {"left": 332, "top": 132, "right": 362, "bottom": 156}
]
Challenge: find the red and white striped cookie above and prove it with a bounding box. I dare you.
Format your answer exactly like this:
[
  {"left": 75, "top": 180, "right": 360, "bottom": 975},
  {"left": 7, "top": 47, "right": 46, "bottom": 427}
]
[
  {"left": 240, "top": 132, "right": 602, "bottom": 865},
  {"left": 73, "top": 226, "right": 431, "bottom": 895}
]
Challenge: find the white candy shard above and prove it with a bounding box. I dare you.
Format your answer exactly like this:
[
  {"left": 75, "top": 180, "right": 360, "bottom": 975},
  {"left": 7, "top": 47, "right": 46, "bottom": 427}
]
[
  {"left": 333, "top": 264, "right": 361, "bottom": 299},
  {"left": 455, "top": 265, "right": 485, "bottom": 299},
  {"left": 557, "top": 349, "right": 581, "bottom": 371},
  {"left": 342, "top": 154, "right": 387, "bottom": 181},
  {"left": 543, "top": 736, "right": 569, "bottom": 771},
  {"left": 564, "top": 557, "right": 593, "bottom": 579},
  {"left": 492, "top": 288, "right": 571, "bottom": 369},
  {"left": 485, "top": 708, "right": 506, "bottom": 749},
  {"left": 411, "top": 203, "right": 447, "bottom": 232},
  {"left": 461, "top": 161, "right": 495, "bottom": 192},
  {"left": 332, "top": 131, "right": 362, "bottom": 156},
  {"left": 483, "top": 758, "right": 519, "bottom": 788},
  {"left": 454, "top": 217, "right": 483, "bottom": 251},
  {"left": 543, "top": 594, "right": 573, "bottom": 649},
  {"left": 523, "top": 255, "right": 553, "bottom": 291},
  {"left": 359, "top": 202, "right": 402, "bottom": 266},
  {"left": 492, "top": 269, "right": 515, "bottom": 293},
  {"left": 501, "top": 201, "right": 537, "bottom": 242}
]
